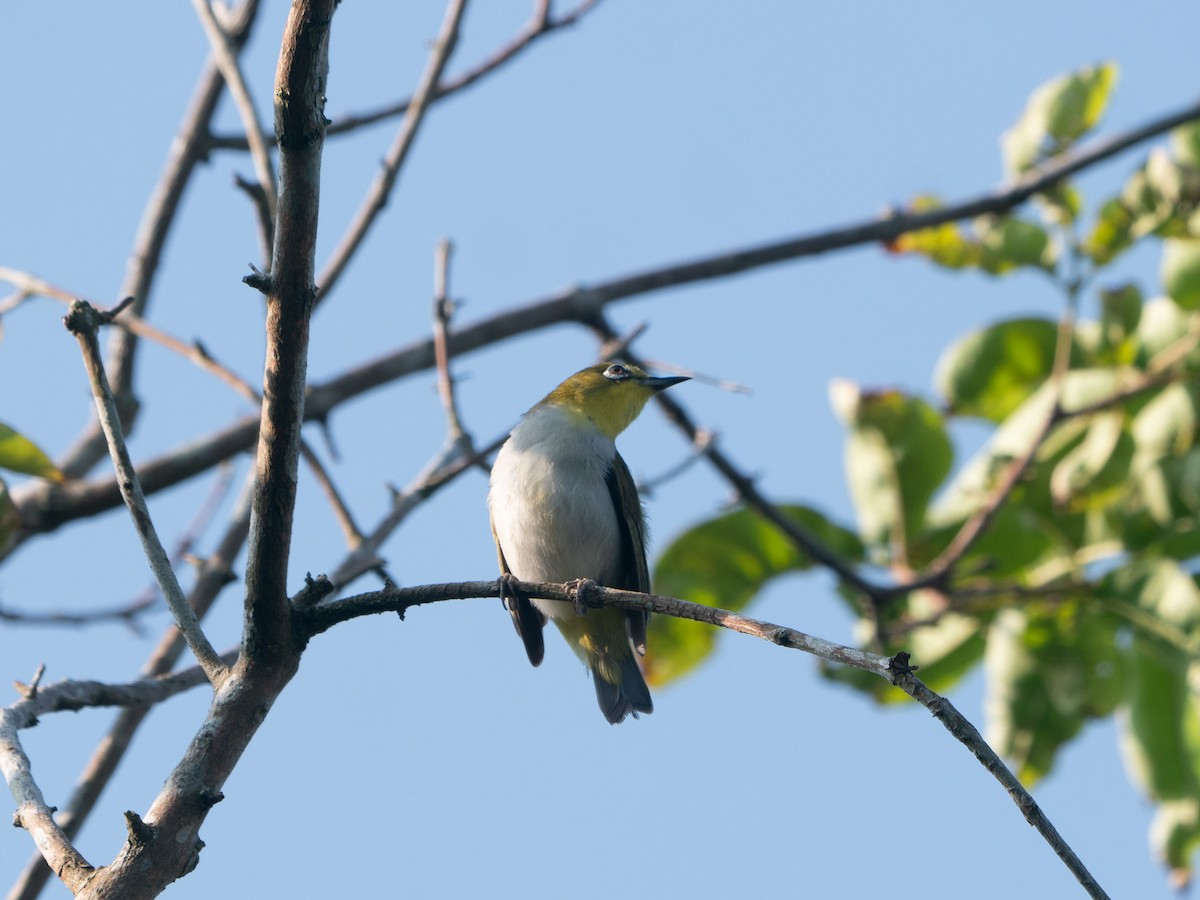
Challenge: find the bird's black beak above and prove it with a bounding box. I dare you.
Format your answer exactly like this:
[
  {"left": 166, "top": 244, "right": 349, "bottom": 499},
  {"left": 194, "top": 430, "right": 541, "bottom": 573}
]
[{"left": 643, "top": 375, "right": 690, "bottom": 392}]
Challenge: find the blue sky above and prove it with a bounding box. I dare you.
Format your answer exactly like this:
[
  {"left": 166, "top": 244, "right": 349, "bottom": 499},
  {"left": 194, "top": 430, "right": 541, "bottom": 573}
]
[{"left": 1, "top": 2, "right": 1197, "bottom": 897}]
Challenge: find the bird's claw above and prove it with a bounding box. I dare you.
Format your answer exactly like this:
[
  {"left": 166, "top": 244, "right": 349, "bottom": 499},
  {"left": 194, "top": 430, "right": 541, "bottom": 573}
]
[
  {"left": 568, "top": 578, "right": 597, "bottom": 615},
  {"left": 499, "top": 572, "right": 521, "bottom": 611}
]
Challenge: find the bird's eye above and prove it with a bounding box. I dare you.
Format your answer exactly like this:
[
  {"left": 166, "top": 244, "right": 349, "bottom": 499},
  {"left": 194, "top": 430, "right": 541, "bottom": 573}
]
[{"left": 603, "top": 364, "right": 629, "bottom": 381}]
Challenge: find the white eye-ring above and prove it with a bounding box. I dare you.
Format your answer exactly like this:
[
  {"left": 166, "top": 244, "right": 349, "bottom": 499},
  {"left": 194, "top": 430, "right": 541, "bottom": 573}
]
[{"left": 603, "top": 364, "right": 630, "bottom": 381}]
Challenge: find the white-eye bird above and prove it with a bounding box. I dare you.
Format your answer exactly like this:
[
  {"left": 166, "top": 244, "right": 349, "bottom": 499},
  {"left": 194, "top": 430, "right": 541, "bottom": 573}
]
[{"left": 488, "top": 362, "right": 688, "bottom": 723}]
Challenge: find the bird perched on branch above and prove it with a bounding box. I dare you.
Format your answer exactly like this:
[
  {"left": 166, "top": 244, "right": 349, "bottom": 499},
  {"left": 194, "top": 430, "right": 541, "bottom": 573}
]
[{"left": 488, "top": 362, "right": 688, "bottom": 723}]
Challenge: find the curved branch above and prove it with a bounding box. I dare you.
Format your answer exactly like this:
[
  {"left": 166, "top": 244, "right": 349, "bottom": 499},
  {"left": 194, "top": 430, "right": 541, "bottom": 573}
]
[
  {"left": 1, "top": 657, "right": 234, "bottom": 897},
  {"left": 1, "top": 569, "right": 1111, "bottom": 900},
  {"left": 305, "top": 577, "right": 1107, "bottom": 899}
]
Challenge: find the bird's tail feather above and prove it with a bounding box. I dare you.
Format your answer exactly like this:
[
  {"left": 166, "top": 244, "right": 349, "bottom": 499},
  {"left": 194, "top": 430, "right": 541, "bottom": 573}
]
[{"left": 592, "top": 654, "right": 653, "bottom": 725}]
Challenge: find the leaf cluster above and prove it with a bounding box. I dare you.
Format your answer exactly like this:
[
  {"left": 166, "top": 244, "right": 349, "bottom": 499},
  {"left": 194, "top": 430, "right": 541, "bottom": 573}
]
[{"left": 649, "top": 63, "right": 1200, "bottom": 885}]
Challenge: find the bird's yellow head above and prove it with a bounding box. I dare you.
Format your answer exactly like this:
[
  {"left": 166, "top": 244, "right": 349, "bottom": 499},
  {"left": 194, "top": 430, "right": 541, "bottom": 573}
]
[{"left": 539, "top": 362, "right": 689, "bottom": 439}]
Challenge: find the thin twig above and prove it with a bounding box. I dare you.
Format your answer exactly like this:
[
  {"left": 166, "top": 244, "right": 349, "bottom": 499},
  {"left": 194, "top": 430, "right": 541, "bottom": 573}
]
[
  {"left": 206, "top": 0, "right": 603, "bottom": 151},
  {"left": 316, "top": 0, "right": 469, "bottom": 304},
  {"left": 300, "top": 431, "right": 507, "bottom": 606},
  {"left": 306, "top": 576, "right": 1107, "bottom": 897},
  {"left": 233, "top": 173, "right": 275, "bottom": 264},
  {"left": 638, "top": 428, "right": 714, "bottom": 495},
  {"left": 55, "top": 0, "right": 263, "bottom": 484},
  {"left": 192, "top": 0, "right": 277, "bottom": 224},
  {"left": 597, "top": 321, "right": 648, "bottom": 360},
  {"left": 93, "top": 299, "right": 365, "bottom": 545},
  {"left": 888, "top": 665, "right": 1110, "bottom": 900},
  {"left": 301, "top": 441, "right": 365, "bottom": 545},
  {"left": 641, "top": 360, "right": 753, "bottom": 395},
  {"left": 911, "top": 281, "right": 1082, "bottom": 591},
  {"left": 432, "top": 237, "right": 471, "bottom": 444},
  {"left": 15, "top": 276, "right": 367, "bottom": 553},
  {"left": 0, "top": 464, "right": 235, "bottom": 631},
  {"left": 2, "top": 652, "right": 233, "bottom": 898},
  {"left": 1, "top": 702, "right": 96, "bottom": 895},
  {"left": 63, "top": 300, "right": 228, "bottom": 686}
]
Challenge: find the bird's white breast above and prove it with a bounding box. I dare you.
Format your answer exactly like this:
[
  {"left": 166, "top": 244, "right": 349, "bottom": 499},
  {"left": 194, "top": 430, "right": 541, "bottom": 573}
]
[{"left": 488, "top": 405, "right": 622, "bottom": 619}]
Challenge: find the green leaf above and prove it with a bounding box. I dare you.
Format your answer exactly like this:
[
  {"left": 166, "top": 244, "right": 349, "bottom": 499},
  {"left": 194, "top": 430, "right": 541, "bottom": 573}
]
[
  {"left": 1163, "top": 239, "right": 1200, "bottom": 310},
  {"left": 1084, "top": 197, "right": 1135, "bottom": 265},
  {"left": 1115, "top": 627, "right": 1200, "bottom": 886},
  {"left": 894, "top": 591, "right": 988, "bottom": 697},
  {"left": 985, "top": 605, "right": 1123, "bottom": 785},
  {"left": 1136, "top": 297, "right": 1200, "bottom": 369},
  {"left": 1125, "top": 382, "right": 1200, "bottom": 540},
  {"left": 1084, "top": 148, "right": 1200, "bottom": 265},
  {"left": 1098, "top": 283, "right": 1142, "bottom": 357},
  {"left": 0, "top": 422, "right": 61, "bottom": 482},
  {"left": 1152, "top": 800, "right": 1200, "bottom": 890},
  {"left": 1049, "top": 411, "right": 1135, "bottom": 511},
  {"left": 0, "top": 480, "right": 17, "bottom": 551},
  {"left": 935, "top": 318, "right": 1064, "bottom": 422},
  {"left": 921, "top": 503, "right": 1053, "bottom": 577},
  {"left": 1002, "top": 62, "right": 1118, "bottom": 176},
  {"left": 821, "top": 594, "right": 987, "bottom": 703},
  {"left": 1174, "top": 121, "right": 1200, "bottom": 170},
  {"left": 1131, "top": 382, "right": 1195, "bottom": 469},
  {"left": 888, "top": 196, "right": 980, "bottom": 269},
  {"left": 1043, "top": 63, "right": 1119, "bottom": 142},
  {"left": 830, "top": 381, "right": 952, "bottom": 558},
  {"left": 933, "top": 369, "right": 1130, "bottom": 560},
  {"left": 976, "top": 217, "right": 1056, "bottom": 273},
  {"left": 1037, "top": 182, "right": 1084, "bottom": 226},
  {"left": 1143, "top": 150, "right": 1200, "bottom": 239},
  {"left": 647, "top": 504, "right": 863, "bottom": 686},
  {"left": 1113, "top": 558, "right": 1200, "bottom": 634},
  {"left": 889, "top": 202, "right": 1057, "bottom": 275}
]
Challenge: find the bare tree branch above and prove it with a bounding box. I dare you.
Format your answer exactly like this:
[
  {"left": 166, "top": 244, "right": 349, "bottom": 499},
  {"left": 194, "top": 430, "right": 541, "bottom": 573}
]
[
  {"left": 233, "top": 173, "right": 275, "bottom": 264},
  {"left": 305, "top": 577, "right": 1108, "bottom": 898},
  {"left": 310, "top": 432, "right": 506, "bottom": 605},
  {"left": 432, "top": 238, "right": 471, "bottom": 446},
  {"left": 0, "top": 463, "right": 234, "bottom": 631},
  {"left": 8, "top": 474, "right": 255, "bottom": 900},
  {"left": 1, "top": 650, "right": 240, "bottom": 896},
  {"left": 63, "top": 299, "right": 228, "bottom": 687},
  {"left": 1, "top": 689, "right": 95, "bottom": 895},
  {"left": 205, "top": 0, "right": 603, "bottom": 151},
  {"left": 2, "top": 561, "right": 1111, "bottom": 900},
  {"left": 54, "top": 0, "right": 263, "bottom": 484},
  {"left": 58, "top": 8, "right": 341, "bottom": 897},
  {"left": 888, "top": 664, "right": 1110, "bottom": 900},
  {"left": 316, "top": 0, "right": 469, "bottom": 303},
  {"left": 240, "top": 0, "right": 337, "bottom": 664},
  {"left": 191, "top": 0, "right": 277, "bottom": 224}
]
